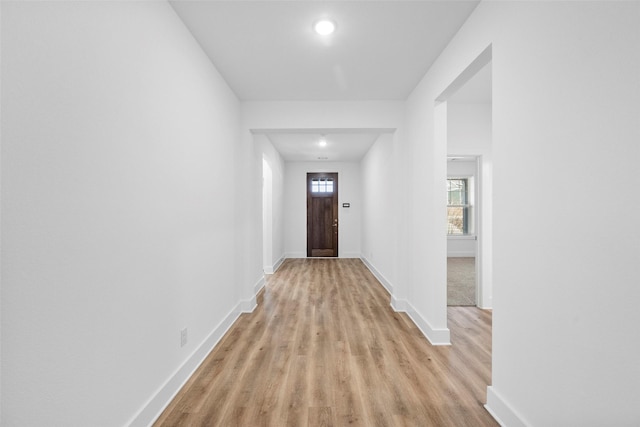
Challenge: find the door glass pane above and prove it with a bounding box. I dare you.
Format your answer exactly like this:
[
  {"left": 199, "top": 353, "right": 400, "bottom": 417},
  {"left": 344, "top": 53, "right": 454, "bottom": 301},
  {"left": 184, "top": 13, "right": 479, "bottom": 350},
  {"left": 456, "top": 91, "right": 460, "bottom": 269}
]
[
  {"left": 311, "top": 178, "right": 334, "bottom": 193},
  {"left": 326, "top": 179, "right": 334, "bottom": 193}
]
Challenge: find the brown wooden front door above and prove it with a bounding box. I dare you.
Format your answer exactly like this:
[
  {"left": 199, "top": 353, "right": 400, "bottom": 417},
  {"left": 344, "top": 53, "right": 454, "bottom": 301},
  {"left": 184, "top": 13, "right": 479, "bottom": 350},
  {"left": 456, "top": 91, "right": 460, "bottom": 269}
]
[{"left": 307, "top": 173, "right": 338, "bottom": 257}]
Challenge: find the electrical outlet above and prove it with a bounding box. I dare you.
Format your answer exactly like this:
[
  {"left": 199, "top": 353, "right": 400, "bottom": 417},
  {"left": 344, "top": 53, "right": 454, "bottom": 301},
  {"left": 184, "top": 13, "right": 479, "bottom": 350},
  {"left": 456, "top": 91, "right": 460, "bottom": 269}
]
[{"left": 180, "top": 328, "right": 188, "bottom": 347}]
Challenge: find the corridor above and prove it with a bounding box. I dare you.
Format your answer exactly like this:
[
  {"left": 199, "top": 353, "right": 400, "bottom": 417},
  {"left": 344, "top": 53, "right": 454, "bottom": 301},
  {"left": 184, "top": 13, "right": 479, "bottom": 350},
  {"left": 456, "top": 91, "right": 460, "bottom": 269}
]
[{"left": 155, "top": 259, "right": 495, "bottom": 426}]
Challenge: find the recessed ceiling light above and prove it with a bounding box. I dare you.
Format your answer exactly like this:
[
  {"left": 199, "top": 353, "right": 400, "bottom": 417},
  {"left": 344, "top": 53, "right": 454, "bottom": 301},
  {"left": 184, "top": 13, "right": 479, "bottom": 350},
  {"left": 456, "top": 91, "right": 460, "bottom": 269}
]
[
  {"left": 319, "top": 137, "right": 327, "bottom": 147},
  {"left": 314, "top": 19, "right": 336, "bottom": 36}
]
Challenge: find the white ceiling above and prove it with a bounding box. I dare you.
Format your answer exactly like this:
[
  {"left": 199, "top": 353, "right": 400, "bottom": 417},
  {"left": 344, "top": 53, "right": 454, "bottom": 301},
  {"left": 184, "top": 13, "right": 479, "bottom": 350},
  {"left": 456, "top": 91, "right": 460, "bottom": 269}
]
[
  {"left": 262, "top": 131, "right": 389, "bottom": 162},
  {"left": 170, "top": 0, "right": 480, "bottom": 101},
  {"left": 170, "top": 0, "right": 482, "bottom": 162}
]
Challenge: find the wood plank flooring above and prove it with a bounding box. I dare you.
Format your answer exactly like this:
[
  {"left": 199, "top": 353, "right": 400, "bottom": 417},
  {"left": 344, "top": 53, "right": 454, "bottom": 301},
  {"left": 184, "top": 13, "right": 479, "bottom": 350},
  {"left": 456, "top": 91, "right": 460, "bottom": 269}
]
[{"left": 154, "top": 258, "right": 497, "bottom": 427}]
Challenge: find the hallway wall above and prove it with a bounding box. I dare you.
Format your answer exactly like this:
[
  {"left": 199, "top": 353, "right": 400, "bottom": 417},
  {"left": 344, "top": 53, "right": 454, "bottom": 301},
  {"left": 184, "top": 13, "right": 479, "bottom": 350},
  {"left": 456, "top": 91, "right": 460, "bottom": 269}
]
[
  {"left": 258, "top": 135, "right": 286, "bottom": 273},
  {"left": 361, "top": 133, "right": 399, "bottom": 293},
  {"left": 1, "top": 2, "right": 241, "bottom": 425},
  {"left": 404, "top": 1, "right": 640, "bottom": 425},
  {"left": 447, "top": 103, "right": 491, "bottom": 153}
]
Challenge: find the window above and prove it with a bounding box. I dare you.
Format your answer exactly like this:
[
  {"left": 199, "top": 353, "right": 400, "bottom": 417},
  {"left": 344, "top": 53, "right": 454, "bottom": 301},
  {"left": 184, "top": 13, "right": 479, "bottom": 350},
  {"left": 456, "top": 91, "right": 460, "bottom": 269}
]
[
  {"left": 447, "top": 178, "right": 472, "bottom": 235},
  {"left": 311, "top": 178, "right": 334, "bottom": 193}
]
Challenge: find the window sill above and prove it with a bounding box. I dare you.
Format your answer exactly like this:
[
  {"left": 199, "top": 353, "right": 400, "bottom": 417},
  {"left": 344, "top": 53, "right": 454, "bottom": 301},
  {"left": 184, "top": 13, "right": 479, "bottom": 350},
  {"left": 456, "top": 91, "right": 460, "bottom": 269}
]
[{"left": 447, "top": 235, "right": 476, "bottom": 240}]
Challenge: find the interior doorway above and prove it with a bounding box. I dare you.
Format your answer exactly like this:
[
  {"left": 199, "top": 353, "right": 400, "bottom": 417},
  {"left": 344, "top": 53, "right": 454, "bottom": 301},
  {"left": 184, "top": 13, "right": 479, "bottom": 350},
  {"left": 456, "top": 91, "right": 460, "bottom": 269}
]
[
  {"left": 447, "top": 157, "right": 479, "bottom": 306},
  {"left": 306, "top": 172, "right": 339, "bottom": 257},
  {"left": 262, "top": 157, "right": 273, "bottom": 272},
  {"left": 436, "top": 47, "right": 493, "bottom": 310}
]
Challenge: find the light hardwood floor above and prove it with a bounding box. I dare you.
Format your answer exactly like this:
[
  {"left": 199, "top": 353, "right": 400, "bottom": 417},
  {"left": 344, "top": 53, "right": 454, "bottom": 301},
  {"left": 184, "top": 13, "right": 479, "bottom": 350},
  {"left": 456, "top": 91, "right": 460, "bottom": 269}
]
[{"left": 154, "top": 258, "right": 497, "bottom": 426}]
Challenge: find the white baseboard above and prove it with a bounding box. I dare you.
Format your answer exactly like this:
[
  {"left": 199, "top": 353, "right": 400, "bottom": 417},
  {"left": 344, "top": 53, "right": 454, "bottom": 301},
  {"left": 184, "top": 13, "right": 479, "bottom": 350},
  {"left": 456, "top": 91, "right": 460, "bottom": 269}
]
[
  {"left": 127, "top": 303, "right": 242, "bottom": 427},
  {"left": 341, "top": 252, "right": 361, "bottom": 259},
  {"left": 253, "top": 275, "right": 265, "bottom": 296},
  {"left": 360, "top": 256, "right": 394, "bottom": 294},
  {"left": 485, "top": 386, "right": 529, "bottom": 427},
  {"left": 393, "top": 299, "right": 451, "bottom": 346},
  {"left": 390, "top": 295, "right": 407, "bottom": 312},
  {"left": 240, "top": 276, "right": 265, "bottom": 313},
  {"left": 284, "top": 252, "right": 364, "bottom": 260},
  {"left": 263, "top": 255, "right": 285, "bottom": 274},
  {"left": 240, "top": 297, "right": 256, "bottom": 313},
  {"left": 447, "top": 252, "right": 476, "bottom": 257},
  {"left": 479, "top": 296, "right": 493, "bottom": 310},
  {"left": 285, "top": 251, "right": 306, "bottom": 258},
  {"left": 272, "top": 255, "right": 285, "bottom": 273}
]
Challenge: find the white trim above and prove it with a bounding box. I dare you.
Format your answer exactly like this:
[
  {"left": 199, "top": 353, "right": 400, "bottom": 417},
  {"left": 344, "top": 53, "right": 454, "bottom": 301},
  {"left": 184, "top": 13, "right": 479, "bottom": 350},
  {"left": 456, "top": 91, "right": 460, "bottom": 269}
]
[
  {"left": 272, "top": 255, "right": 285, "bottom": 273},
  {"left": 479, "top": 296, "right": 492, "bottom": 310},
  {"left": 240, "top": 298, "right": 257, "bottom": 313},
  {"left": 253, "top": 276, "right": 265, "bottom": 296},
  {"left": 447, "top": 250, "right": 476, "bottom": 257},
  {"left": 360, "top": 256, "right": 394, "bottom": 294},
  {"left": 405, "top": 303, "right": 451, "bottom": 345},
  {"left": 239, "top": 276, "right": 265, "bottom": 313},
  {"left": 447, "top": 234, "right": 476, "bottom": 240},
  {"left": 285, "top": 252, "right": 365, "bottom": 259},
  {"left": 340, "top": 252, "right": 361, "bottom": 259},
  {"left": 389, "top": 297, "right": 451, "bottom": 345},
  {"left": 400, "top": 301, "right": 451, "bottom": 346},
  {"left": 263, "top": 255, "right": 285, "bottom": 274},
  {"left": 127, "top": 303, "right": 242, "bottom": 427},
  {"left": 390, "top": 295, "right": 407, "bottom": 312},
  {"left": 285, "top": 251, "right": 306, "bottom": 259},
  {"left": 485, "top": 386, "right": 530, "bottom": 427}
]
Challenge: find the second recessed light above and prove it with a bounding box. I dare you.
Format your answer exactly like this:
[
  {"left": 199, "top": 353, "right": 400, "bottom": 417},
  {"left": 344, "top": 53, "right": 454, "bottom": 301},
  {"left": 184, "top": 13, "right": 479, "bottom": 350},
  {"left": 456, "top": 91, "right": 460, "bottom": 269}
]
[{"left": 314, "top": 19, "right": 336, "bottom": 35}]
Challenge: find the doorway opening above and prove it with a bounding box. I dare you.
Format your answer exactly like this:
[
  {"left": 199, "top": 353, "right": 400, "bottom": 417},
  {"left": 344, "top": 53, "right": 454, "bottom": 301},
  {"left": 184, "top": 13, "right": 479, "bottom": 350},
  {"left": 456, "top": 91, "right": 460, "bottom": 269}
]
[
  {"left": 262, "top": 157, "right": 273, "bottom": 273},
  {"left": 306, "top": 172, "right": 339, "bottom": 257},
  {"left": 436, "top": 46, "right": 492, "bottom": 310},
  {"left": 447, "top": 157, "right": 479, "bottom": 306}
]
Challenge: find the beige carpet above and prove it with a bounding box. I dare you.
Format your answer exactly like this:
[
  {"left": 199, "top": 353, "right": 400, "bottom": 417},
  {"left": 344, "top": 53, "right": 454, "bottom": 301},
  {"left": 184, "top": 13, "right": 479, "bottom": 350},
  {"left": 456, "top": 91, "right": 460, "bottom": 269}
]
[{"left": 448, "top": 257, "right": 475, "bottom": 306}]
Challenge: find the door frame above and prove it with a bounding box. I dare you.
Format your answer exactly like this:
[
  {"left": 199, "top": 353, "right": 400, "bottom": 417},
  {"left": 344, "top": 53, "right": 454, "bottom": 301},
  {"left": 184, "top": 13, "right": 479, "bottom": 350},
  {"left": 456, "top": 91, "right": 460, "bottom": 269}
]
[{"left": 446, "top": 155, "right": 482, "bottom": 306}]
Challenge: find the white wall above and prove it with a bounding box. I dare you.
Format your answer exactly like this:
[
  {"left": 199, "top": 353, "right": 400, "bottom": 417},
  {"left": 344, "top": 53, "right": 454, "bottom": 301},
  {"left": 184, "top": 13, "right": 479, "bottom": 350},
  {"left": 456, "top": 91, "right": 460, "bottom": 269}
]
[
  {"left": 447, "top": 103, "right": 492, "bottom": 153},
  {"left": 242, "top": 101, "right": 404, "bottom": 131},
  {"left": 361, "top": 133, "right": 399, "bottom": 293},
  {"left": 405, "top": 1, "right": 640, "bottom": 425},
  {"left": 258, "top": 135, "right": 285, "bottom": 273},
  {"left": 1, "top": 2, "right": 242, "bottom": 426},
  {"left": 283, "top": 161, "right": 361, "bottom": 258}
]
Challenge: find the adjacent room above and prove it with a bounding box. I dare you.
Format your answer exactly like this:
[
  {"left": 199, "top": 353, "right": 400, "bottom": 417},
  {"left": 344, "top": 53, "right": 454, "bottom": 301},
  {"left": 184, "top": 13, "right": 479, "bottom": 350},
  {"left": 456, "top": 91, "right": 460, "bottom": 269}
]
[{"left": 445, "top": 61, "right": 492, "bottom": 309}]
